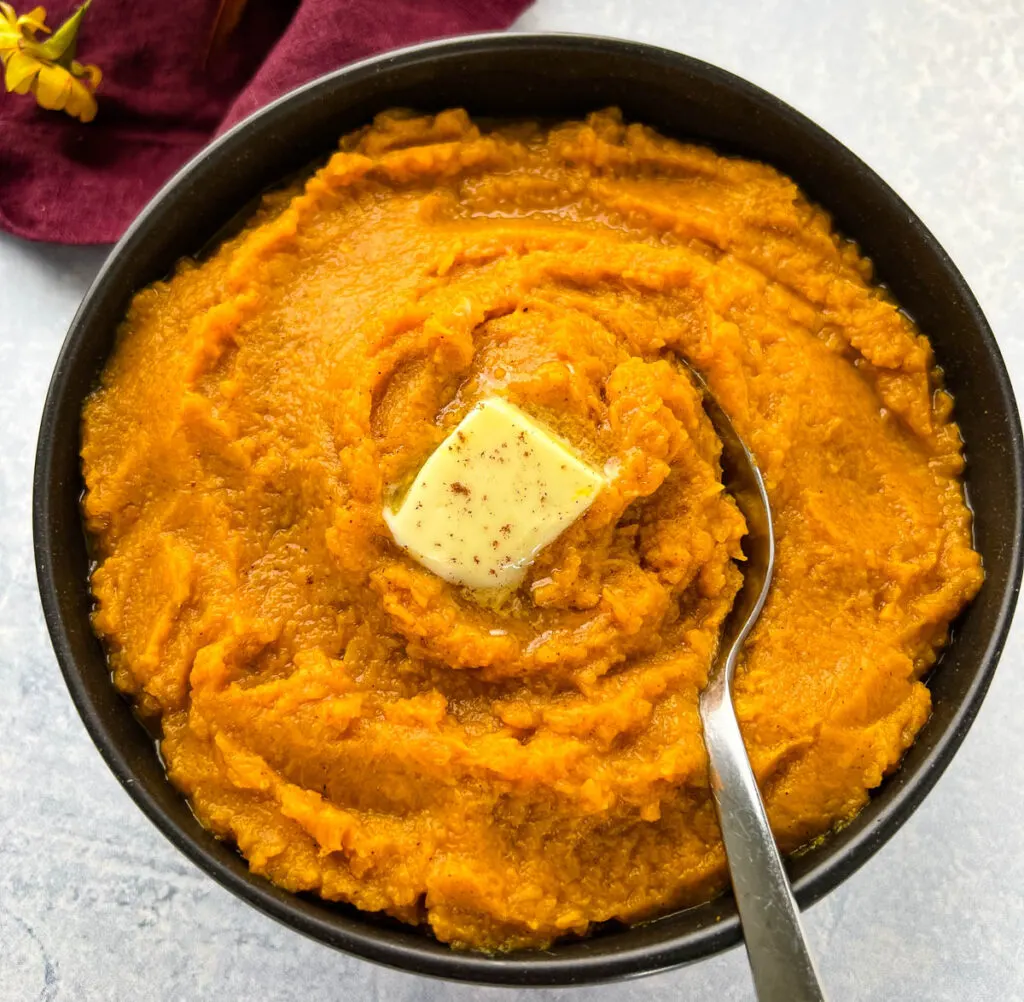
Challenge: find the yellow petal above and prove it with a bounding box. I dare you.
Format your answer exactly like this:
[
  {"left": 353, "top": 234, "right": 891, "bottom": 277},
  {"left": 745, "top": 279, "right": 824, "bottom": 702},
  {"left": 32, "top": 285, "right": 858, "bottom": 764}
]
[
  {"left": 0, "top": 3, "right": 17, "bottom": 26},
  {"left": 0, "top": 12, "right": 18, "bottom": 47},
  {"left": 19, "top": 8, "right": 49, "bottom": 35},
  {"left": 33, "top": 60, "right": 67, "bottom": 109},
  {"left": 4, "top": 48, "right": 39, "bottom": 92},
  {"left": 70, "top": 57, "right": 100, "bottom": 88},
  {"left": 66, "top": 77, "right": 95, "bottom": 121},
  {"left": 34, "top": 62, "right": 96, "bottom": 121}
]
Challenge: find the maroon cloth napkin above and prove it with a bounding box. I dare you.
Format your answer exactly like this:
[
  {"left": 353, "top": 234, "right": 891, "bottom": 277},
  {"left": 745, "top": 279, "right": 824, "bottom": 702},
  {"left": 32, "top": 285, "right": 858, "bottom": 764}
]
[{"left": 0, "top": 0, "right": 531, "bottom": 244}]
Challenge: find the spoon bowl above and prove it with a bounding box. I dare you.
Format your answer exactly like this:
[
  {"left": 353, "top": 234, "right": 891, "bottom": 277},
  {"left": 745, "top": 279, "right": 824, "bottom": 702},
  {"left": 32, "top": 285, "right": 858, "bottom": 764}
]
[{"left": 692, "top": 375, "right": 776, "bottom": 649}]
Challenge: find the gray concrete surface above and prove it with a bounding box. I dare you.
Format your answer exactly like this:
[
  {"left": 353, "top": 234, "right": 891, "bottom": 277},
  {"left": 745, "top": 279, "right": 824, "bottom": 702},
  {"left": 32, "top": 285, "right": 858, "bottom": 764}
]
[{"left": 2, "top": 1, "right": 1022, "bottom": 999}]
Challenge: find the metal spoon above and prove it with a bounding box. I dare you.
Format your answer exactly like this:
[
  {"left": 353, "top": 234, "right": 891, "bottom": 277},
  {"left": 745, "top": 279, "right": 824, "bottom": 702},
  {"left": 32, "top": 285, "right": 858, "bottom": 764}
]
[{"left": 694, "top": 376, "right": 827, "bottom": 1002}]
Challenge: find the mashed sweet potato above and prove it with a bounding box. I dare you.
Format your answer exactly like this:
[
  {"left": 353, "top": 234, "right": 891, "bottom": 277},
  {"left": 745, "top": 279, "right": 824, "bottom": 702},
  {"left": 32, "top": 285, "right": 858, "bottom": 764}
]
[{"left": 81, "top": 109, "right": 983, "bottom": 951}]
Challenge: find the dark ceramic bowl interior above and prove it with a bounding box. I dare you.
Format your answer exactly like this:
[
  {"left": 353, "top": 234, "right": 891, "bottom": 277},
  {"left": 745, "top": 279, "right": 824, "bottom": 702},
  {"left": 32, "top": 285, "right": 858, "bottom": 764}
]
[{"left": 34, "top": 33, "right": 1023, "bottom": 986}]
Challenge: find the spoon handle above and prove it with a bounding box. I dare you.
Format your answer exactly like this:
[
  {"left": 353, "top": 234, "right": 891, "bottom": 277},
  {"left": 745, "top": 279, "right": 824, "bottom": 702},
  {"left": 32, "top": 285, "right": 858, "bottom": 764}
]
[{"left": 701, "top": 692, "right": 826, "bottom": 1002}]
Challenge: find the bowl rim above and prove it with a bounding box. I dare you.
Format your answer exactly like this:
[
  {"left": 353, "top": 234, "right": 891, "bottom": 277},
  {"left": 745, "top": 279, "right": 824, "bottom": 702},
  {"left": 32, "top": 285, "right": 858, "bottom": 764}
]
[{"left": 33, "top": 30, "right": 1024, "bottom": 987}]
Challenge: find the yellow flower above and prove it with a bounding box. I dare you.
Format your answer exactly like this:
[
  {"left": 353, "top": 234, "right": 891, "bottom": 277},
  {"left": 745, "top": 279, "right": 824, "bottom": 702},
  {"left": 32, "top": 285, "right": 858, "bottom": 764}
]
[{"left": 0, "top": 1, "right": 101, "bottom": 122}]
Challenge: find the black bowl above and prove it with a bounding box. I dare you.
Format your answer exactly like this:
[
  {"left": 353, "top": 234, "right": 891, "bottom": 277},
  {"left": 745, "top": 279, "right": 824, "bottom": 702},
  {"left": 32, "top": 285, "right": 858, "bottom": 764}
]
[{"left": 33, "top": 33, "right": 1024, "bottom": 986}]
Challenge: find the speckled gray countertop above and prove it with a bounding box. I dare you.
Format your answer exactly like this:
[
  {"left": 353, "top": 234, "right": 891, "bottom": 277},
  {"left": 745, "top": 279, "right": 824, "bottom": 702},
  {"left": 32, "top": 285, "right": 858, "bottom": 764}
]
[{"left": 3, "top": 1, "right": 1022, "bottom": 999}]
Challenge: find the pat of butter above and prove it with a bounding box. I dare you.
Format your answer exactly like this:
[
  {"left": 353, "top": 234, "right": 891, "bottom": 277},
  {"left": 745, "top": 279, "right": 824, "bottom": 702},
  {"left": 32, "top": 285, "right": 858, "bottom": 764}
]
[{"left": 384, "top": 397, "right": 606, "bottom": 589}]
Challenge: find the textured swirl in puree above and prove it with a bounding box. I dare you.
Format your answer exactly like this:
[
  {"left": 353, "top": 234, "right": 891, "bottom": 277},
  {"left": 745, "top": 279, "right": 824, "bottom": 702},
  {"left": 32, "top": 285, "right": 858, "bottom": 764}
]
[{"left": 81, "top": 110, "right": 983, "bottom": 951}]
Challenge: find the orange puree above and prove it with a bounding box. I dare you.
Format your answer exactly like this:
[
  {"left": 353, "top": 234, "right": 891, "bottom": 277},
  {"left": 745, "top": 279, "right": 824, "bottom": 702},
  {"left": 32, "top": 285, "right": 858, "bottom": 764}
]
[{"left": 81, "top": 109, "right": 983, "bottom": 951}]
